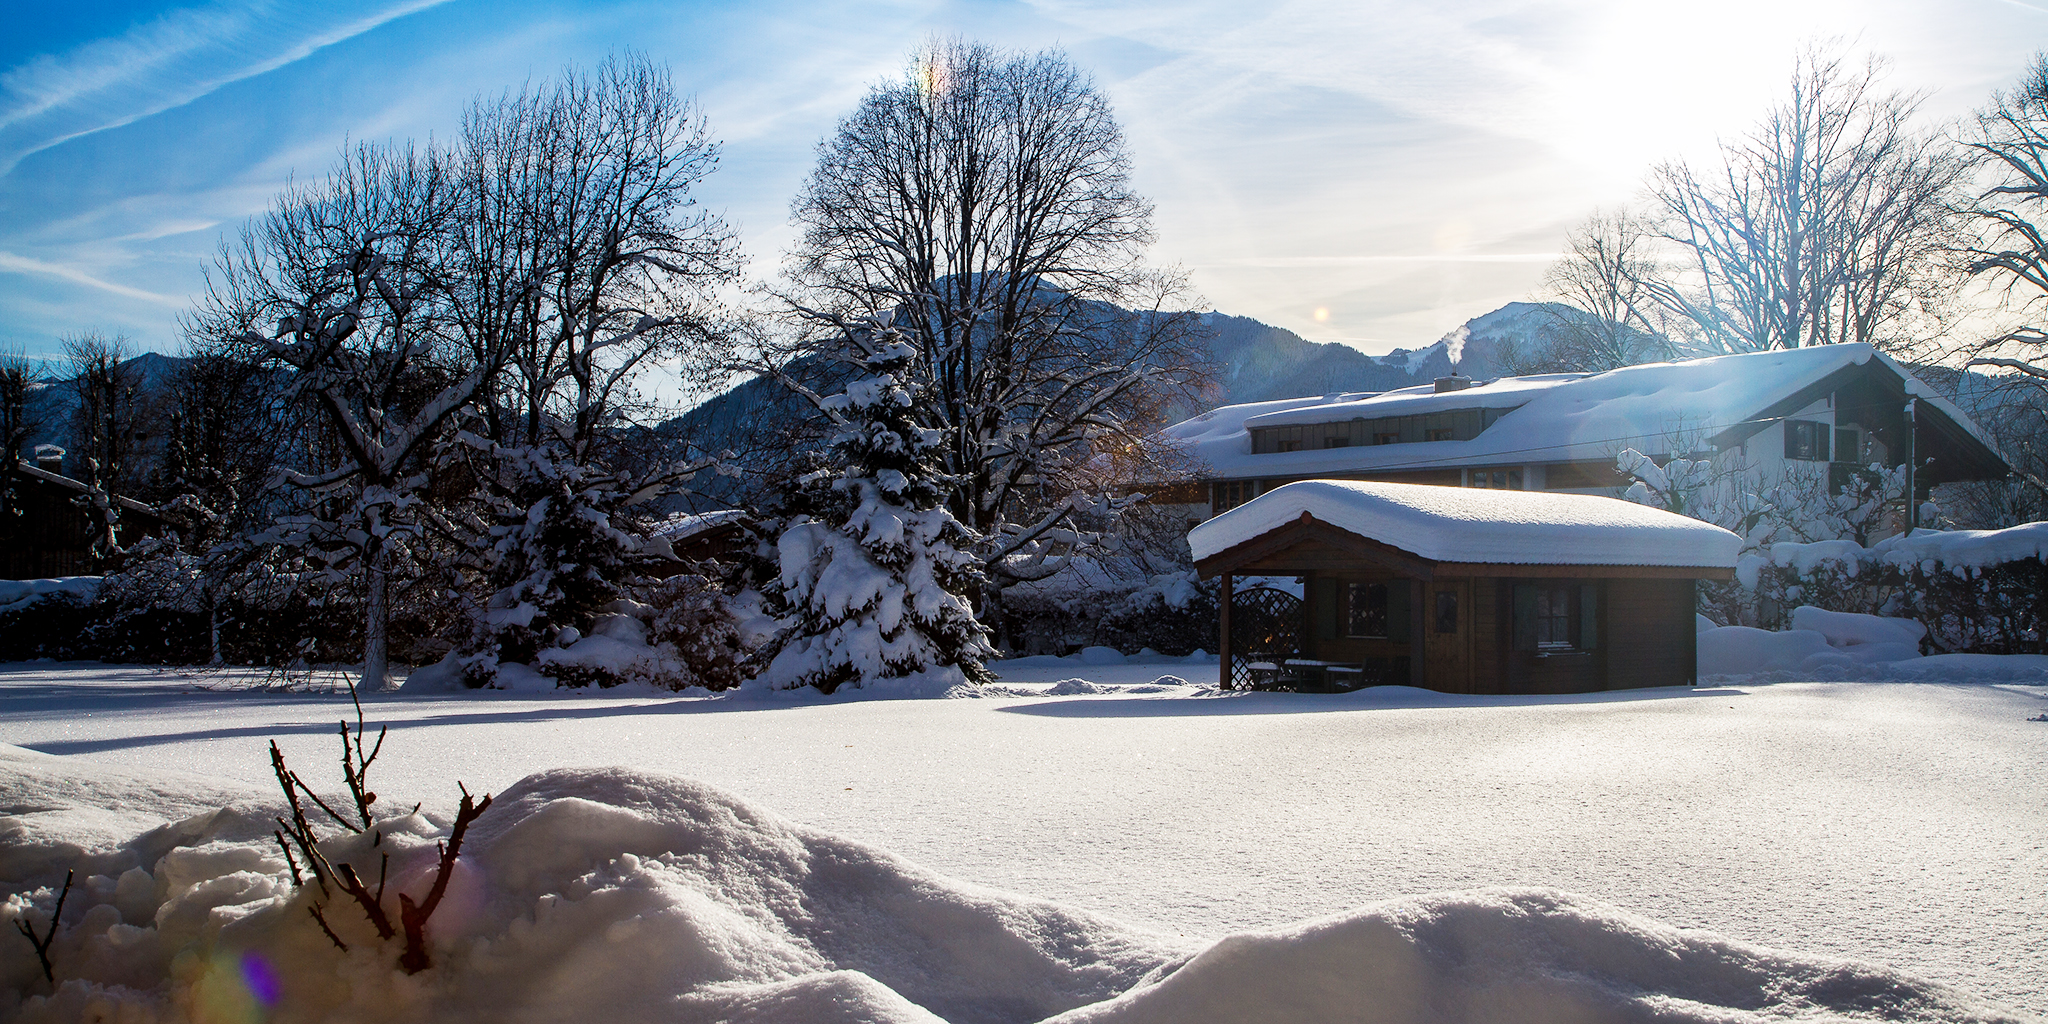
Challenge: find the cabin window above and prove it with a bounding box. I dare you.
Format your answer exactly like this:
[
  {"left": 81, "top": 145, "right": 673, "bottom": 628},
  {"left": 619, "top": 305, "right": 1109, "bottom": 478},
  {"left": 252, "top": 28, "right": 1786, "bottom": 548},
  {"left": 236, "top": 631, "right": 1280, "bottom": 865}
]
[
  {"left": 1784, "top": 419, "right": 1830, "bottom": 461},
  {"left": 1324, "top": 437, "right": 1351, "bottom": 448},
  {"left": 1534, "top": 588, "right": 1572, "bottom": 649},
  {"left": 1513, "top": 583, "right": 1601, "bottom": 652},
  {"left": 1277, "top": 439, "right": 1302, "bottom": 452},
  {"left": 1348, "top": 583, "right": 1388, "bottom": 638},
  {"left": 1373, "top": 432, "right": 1400, "bottom": 445},
  {"left": 1433, "top": 590, "right": 1459, "bottom": 633},
  {"left": 1467, "top": 468, "right": 1522, "bottom": 489},
  {"left": 1426, "top": 427, "right": 1455, "bottom": 442}
]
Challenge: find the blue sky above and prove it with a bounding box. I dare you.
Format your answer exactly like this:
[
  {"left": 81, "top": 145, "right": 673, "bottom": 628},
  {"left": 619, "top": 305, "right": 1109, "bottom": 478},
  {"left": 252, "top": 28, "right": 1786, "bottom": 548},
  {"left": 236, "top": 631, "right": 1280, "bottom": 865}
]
[{"left": 2, "top": 0, "right": 2045, "bottom": 362}]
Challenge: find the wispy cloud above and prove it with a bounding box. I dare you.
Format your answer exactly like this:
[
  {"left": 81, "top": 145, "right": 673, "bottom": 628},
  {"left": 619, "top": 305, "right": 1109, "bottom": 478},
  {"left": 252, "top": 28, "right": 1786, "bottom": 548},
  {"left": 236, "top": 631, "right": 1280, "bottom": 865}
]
[
  {"left": 1210, "top": 254, "right": 1562, "bottom": 267},
  {"left": 0, "top": 249, "right": 184, "bottom": 305},
  {"left": 0, "top": 0, "right": 453, "bottom": 176}
]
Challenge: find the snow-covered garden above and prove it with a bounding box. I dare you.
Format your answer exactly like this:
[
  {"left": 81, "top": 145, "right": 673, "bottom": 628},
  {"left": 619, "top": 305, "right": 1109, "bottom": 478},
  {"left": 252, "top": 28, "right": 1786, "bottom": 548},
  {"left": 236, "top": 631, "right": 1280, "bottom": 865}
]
[
  {"left": 3, "top": 647, "right": 2043, "bottom": 1022},
  {"left": 9, "top": 28, "right": 2048, "bottom": 1024}
]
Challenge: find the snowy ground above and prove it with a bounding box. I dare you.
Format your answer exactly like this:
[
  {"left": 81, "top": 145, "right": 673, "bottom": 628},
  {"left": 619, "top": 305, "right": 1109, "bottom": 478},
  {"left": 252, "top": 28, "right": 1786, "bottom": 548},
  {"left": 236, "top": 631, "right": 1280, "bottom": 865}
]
[{"left": 2, "top": 657, "right": 2043, "bottom": 1020}]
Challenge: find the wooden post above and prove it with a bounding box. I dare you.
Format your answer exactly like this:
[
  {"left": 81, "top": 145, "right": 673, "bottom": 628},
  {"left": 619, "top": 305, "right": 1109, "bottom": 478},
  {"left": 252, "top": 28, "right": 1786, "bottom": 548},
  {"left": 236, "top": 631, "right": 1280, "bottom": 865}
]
[{"left": 1218, "top": 573, "right": 1234, "bottom": 690}]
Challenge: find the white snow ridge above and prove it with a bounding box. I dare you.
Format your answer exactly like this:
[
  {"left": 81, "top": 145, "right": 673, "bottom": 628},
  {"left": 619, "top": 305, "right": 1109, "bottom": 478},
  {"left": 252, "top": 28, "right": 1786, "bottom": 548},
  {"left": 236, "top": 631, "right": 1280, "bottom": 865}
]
[{"left": 0, "top": 754, "right": 2020, "bottom": 1024}]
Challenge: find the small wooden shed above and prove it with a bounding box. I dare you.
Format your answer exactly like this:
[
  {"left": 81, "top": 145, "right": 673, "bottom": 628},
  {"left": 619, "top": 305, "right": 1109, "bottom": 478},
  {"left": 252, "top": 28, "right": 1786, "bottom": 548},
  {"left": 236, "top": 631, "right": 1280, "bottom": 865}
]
[{"left": 1188, "top": 480, "right": 1741, "bottom": 694}]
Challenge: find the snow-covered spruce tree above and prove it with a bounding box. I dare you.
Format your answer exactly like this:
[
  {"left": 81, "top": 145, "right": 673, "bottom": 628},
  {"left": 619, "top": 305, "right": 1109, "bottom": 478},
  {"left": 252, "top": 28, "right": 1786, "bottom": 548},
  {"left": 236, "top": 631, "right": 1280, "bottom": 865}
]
[{"left": 761, "top": 343, "right": 995, "bottom": 692}]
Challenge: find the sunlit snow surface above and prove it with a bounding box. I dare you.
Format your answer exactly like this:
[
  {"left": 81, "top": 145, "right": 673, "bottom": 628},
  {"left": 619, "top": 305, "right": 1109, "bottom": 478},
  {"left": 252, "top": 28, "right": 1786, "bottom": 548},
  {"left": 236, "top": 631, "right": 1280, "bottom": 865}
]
[{"left": 1, "top": 659, "right": 2042, "bottom": 1020}]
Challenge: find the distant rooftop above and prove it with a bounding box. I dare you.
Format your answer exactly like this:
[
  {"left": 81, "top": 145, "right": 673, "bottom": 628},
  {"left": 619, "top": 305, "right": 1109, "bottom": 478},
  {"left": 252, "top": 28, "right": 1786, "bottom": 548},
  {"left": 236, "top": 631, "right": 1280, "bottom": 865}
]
[{"left": 1161, "top": 343, "right": 1996, "bottom": 478}]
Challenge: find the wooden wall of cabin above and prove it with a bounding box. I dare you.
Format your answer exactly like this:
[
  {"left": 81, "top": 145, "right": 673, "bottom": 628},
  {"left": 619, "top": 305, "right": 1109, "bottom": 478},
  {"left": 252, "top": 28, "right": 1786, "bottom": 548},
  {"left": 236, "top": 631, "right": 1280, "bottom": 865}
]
[
  {"left": 1302, "top": 570, "right": 1418, "bottom": 685},
  {"left": 1602, "top": 577, "right": 1698, "bottom": 689},
  {"left": 1471, "top": 577, "right": 1502, "bottom": 694}
]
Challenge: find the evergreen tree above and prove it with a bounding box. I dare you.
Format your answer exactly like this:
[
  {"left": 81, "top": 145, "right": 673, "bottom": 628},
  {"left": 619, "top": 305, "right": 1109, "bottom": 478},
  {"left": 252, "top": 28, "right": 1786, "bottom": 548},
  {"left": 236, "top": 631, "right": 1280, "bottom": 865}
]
[{"left": 761, "top": 343, "right": 994, "bottom": 692}]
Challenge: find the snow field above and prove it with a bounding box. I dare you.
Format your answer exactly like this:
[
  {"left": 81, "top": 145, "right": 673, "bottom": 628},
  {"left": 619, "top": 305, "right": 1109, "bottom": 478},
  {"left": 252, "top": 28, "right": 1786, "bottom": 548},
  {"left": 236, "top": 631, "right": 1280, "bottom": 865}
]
[
  {"left": 1, "top": 660, "right": 2043, "bottom": 1020},
  {"left": 0, "top": 756, "right": 2025, "bottom": 1023}
]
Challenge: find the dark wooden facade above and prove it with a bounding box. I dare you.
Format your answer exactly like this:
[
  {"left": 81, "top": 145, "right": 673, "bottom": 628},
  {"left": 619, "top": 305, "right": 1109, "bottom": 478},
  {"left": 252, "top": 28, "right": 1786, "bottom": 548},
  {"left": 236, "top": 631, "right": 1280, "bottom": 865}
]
[
  {"left": 0, "top": 462, "right": 173, "bottom": 579},
  {"left": 1197, "top": 512, "right": 1726, "bottom": 695}
]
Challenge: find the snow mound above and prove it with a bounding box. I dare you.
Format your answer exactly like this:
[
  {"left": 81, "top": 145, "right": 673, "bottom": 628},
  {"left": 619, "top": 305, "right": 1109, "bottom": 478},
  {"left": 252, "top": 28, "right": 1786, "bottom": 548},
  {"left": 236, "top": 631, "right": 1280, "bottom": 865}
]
[
  {"left": 1702, "top": 607, "right": 1938, "bottom": 677},
  {"left": 0, "top": 577, "right": 100, "bottom": 614},
  {"left": 1188, "top": 479, "right": 1741, "bottom": 567},
  {"left": 1047, "top": 678, "right": 1114, "bottom": 695},
  {"left": 1791, "top": 607, "right": 1926, "bottom": 651},
  {"left": 0, "top": 760, "right": 2019, "bottom": 1023},
  {"left": 1042, "top": 888, "right": 2011, "bottom": 1024}
]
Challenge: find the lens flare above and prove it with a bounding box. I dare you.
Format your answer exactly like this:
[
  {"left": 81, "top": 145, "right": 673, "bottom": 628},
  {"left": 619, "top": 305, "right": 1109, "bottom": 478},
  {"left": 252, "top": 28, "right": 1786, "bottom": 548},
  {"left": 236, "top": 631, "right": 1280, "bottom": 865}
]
[
  {"left": 240, "top": 951, "right": 281, "bottom": 1006},
  {"left": 187, "top": 950, "right": 266, "bottom": 1024}
]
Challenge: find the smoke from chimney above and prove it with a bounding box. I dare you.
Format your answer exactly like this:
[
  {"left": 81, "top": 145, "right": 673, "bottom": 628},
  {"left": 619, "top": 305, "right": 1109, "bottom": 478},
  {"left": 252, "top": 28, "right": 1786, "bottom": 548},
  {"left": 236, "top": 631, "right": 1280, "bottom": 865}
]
[{"left": 1441, "top": 325, "right": 1469, "bottom": 373}]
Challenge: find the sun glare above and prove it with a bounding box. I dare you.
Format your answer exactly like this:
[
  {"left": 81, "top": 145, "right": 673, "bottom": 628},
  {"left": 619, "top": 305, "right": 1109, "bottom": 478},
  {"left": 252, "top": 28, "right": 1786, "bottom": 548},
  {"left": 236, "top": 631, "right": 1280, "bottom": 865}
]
[{"left": 1312, "top": 306, "right": 1330, "bottom": 322}]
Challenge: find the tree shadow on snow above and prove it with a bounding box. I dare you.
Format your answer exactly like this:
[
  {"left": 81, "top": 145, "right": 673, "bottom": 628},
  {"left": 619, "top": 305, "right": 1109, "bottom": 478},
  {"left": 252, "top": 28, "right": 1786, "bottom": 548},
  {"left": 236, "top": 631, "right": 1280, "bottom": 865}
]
[
  {"left": 9, "top": 694, "right": 763, "bottom": 757},
  {"left": 996, "top": 686, "right": 1752, "bottom": 719}
]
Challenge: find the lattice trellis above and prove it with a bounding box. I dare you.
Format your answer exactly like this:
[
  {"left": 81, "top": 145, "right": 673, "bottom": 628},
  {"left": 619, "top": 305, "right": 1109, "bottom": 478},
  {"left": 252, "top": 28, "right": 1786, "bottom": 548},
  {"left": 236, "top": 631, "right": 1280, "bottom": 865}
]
[{"left": 1228, "top": 586, "right": 1304, "bottom": 689}]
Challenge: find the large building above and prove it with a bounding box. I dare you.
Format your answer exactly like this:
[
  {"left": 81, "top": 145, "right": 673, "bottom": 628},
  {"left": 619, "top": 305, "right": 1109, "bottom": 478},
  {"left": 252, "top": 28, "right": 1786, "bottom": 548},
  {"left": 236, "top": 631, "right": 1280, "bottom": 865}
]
[{"left": 1154, "top": 343, "right": 2007, "bottom": 521}]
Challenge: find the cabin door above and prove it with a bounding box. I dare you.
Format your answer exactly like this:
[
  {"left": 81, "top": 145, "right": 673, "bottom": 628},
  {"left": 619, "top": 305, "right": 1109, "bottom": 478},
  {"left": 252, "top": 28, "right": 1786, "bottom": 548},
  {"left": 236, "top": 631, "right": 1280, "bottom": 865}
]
[{"left": 1424, "top": 580, "right": 1472, "bottom": 692}]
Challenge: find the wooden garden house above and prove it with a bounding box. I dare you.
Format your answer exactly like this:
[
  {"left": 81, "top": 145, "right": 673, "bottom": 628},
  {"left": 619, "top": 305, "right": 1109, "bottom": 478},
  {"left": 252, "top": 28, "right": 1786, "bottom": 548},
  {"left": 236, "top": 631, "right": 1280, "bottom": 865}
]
[{"left": 1188, "top": 480, "right": 1742, "bottom": 694}]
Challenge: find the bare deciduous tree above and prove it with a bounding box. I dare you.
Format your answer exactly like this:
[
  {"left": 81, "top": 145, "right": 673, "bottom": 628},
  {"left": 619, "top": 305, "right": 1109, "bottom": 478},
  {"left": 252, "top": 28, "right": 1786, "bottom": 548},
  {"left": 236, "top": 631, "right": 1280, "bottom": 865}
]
[
  {"left": 779, "top": 39, "right": 1210, "bottom": 626},
  {"left": 1525, "top": 208, "right": 1671, "bottom": 372},
  {"left": 0, "top": 349, "right": 46, "bottom": 524},
  {"left": 1643, "top": 44, "right": 1969, "bottom": 355},
  {"left": 1958, "top": 52, "right": 2048, "bottom": 509},
  {"left": 63, "top": 332, "right": 140, "bottom": 564},
  {"left": 460, "top": 53, "right": 740, "bottom": 461},
  {"left": 1964, "top": 52, "right": 2048, "bottom": 390},
  {"left": 192, "top": 141, "right": 482, "bottom": 690}
]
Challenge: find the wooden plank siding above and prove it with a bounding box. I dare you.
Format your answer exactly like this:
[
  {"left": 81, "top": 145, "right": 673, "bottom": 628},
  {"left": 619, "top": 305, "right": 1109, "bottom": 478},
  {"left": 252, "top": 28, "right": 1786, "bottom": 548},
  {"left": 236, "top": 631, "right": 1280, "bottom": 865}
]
[
  {"left": 1471, "top": 576, "right": 1502, "bottom": 694},
  {"left": 1604, "top": 577, "right": 1699, "bottom": 689}
]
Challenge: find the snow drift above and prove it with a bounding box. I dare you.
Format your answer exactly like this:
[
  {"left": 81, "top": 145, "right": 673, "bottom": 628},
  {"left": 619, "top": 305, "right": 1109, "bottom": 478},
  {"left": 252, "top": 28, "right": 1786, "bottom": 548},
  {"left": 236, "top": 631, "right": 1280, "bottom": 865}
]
[{"left": 0, "top": 751, "right": 2020, "bottom": 1024}]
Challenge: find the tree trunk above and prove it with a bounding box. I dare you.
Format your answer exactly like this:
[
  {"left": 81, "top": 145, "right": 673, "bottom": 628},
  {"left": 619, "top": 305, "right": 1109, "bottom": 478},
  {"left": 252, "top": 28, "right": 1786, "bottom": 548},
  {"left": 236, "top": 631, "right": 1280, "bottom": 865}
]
[{"left": 362, "top": 539, "right": 393, "bottom": 691}]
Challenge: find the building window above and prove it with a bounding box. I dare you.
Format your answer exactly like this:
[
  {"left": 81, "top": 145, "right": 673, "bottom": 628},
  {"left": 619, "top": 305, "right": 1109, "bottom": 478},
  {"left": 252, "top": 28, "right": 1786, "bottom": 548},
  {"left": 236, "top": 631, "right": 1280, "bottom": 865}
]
[
  {"left": 1784, "top": 419, "right": 1830, "bottom": 462},
  {"left": 1426, "top": 428, "right": 1455, "bottom": 442},
  {"left": 1513, "top": 583, "right": 1600, "bottom": 652},
  {"left": 1348, "top": 583, "right": 1388, "bottom": 638},
  {"left": 1212, "top": 479, "right": 1261, "bottom": 513},
  {"left": 1277, "top": 439, "right": 1302, "bottom": 452},
  {"left": 1373, "top": 432, "right": 1400, "bottom": 445},
  {"left": 1468, "top": 468, "right": 1522, "bottom": 489},
  {"left": 1434, "top": 590, "right": 1458, "bottom": 633},
  {"left": 1324, "top": 437, "right": 1351, "bottom": 448},
  {"left": 1834, "top": 427, "right": 1857, "bottom": 463}
]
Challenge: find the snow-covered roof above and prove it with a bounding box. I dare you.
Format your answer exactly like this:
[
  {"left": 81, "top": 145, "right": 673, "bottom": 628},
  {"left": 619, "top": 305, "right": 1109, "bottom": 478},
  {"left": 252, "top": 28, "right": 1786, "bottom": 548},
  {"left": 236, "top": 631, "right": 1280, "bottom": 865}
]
[
  {"left": 650, "top": 508, "right": 746, "bottom": 541},
  {"left": 1162, "top": 344, "right": 1998, "bottom": 478},
  {"left": 1187, "top": 479, "right": 1743, "bottom": 568}
]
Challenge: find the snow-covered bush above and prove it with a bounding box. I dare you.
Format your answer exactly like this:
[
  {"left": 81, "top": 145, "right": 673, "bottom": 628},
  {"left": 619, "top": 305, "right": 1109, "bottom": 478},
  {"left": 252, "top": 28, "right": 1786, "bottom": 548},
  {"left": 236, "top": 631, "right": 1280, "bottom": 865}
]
[
  {"left": 998, "top": 564, "right": 1218, "bottom": 656},
  {"left": 644, "top": 573, "right": 760, "bottom": 691},
  {"left": 1722, "top": 525, "right": 2048, "bottom": 653},
  {"left": 758, "top": 344, "right": 995, "bottom": 692}
]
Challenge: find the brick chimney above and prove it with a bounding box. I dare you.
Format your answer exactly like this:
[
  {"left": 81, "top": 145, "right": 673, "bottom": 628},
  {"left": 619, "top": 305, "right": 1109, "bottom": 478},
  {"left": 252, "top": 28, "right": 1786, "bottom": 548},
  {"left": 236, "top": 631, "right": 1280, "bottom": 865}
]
[
  {"left": 1433, "top": 374, "right": 1473, "bottom": 393},
  {"left": 32, "top": 444, "right": 64, "bottom": 475}
]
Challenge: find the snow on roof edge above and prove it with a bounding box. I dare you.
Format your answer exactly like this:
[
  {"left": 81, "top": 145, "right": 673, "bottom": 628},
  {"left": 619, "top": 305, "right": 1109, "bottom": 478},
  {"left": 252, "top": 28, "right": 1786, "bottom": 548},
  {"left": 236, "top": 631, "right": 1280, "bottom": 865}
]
[{"left": 1188, "top": 479, "right": 1742, "bottom": 569}]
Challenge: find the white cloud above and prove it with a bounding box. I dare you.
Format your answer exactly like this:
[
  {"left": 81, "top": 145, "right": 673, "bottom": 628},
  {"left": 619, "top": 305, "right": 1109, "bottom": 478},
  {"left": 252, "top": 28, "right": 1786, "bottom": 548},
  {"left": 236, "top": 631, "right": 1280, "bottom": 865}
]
[
  {"left": 0, "top": 0, "right": 454, "bottom": 176},
  {"left": 0, "top": 249, "right": 185, "bottom": 306}
]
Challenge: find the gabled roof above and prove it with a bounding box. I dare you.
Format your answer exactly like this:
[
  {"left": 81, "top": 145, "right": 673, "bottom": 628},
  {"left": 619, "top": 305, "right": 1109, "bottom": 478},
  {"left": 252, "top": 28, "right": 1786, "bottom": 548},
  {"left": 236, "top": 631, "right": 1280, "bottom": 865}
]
[
  {"left": 1162, "top": 344, "right": 2004, "bottom": 479},
  {"left": 1188, "top": 480, "right": 1742, "bottom": 569},
  {"left": 11, "top": 461, "right": 174, "bottom": 520}
]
